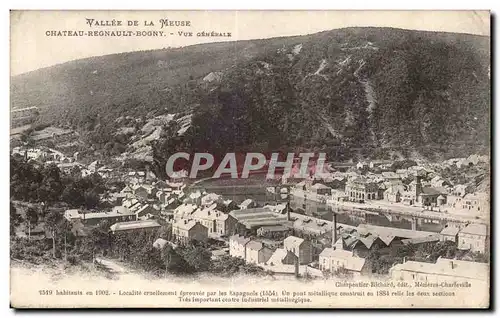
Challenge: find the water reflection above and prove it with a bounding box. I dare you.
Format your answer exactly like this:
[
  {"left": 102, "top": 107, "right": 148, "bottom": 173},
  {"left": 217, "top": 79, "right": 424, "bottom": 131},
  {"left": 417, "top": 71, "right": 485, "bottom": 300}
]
[{"left": 195, "top": 183, "right": 445, "bottom": 233}]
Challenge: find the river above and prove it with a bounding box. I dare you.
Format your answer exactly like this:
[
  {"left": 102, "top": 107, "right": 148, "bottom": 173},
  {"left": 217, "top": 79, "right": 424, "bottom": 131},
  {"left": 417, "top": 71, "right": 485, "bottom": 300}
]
[{"left": 191, "top": 176, "right": 446, "bottom": 233}]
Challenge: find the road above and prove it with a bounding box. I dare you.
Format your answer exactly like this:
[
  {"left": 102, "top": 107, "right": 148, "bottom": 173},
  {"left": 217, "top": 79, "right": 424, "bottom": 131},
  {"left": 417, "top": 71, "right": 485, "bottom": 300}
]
[{"left": 95, "top": 257, "right": 130, "bottom": 274}]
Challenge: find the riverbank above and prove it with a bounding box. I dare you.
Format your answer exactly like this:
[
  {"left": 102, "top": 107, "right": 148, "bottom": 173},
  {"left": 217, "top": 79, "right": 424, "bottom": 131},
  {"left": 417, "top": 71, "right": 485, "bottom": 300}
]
[{"left": 325, "top": 199, "right": 488, "bottom": 225}]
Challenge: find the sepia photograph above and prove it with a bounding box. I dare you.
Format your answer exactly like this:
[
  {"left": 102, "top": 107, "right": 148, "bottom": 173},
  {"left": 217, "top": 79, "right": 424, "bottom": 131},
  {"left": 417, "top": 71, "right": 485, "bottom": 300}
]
[{"left": 9, "top": 10, "right": 491, "bottom": 308}]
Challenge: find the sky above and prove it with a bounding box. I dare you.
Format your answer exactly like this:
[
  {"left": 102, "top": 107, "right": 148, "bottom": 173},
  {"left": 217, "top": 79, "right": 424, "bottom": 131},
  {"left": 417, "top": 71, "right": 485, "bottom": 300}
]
[{"left": 10, "top": 10, "right": 490, "bottom": 75}]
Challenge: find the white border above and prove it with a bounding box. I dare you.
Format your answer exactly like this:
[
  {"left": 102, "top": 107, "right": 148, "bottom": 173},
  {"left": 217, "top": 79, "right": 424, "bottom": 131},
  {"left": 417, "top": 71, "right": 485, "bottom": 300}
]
[{"left": 2, "top": 1, "right": 496, "bottom": 317}]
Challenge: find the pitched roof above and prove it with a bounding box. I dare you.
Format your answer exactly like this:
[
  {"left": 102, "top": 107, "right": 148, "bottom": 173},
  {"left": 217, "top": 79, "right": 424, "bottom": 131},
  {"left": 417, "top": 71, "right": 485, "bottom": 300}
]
[
  {"left": 173, "top": 219, "right": 202, "bottom": 231},
  {"left": 460, "top": 224, "right": 487, "bottom": 236},
  {"left": 420, "top": 187, "right": 444, "bottom": 196},
  {"left": 246, "top": 240, "right": 264, "bottom": 251},
  {"left": 230, "top": 234, "right": 251, "bottom": 246},
  {"left": 319, "top": 248, "right": 366, "bottom": 272},
  {"left": 110, "top": 220, "right": 161, "bottom": 232},
  {"left": 284, "top": 236, "right": 305, "bottom": 248},
  {"left": 311, "top": 183, "right": 331, "bottom": 190},
  {"left": 391, "top": 257, "right": 488, "bottom": 281}
]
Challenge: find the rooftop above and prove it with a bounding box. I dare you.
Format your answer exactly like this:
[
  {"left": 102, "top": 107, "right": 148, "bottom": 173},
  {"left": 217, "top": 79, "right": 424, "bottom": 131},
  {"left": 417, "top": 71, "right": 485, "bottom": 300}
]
[
  {"left": 460, "top": 224, "right": 488, "bottom": 236},
  {"left": 110, "top": 220, "right": 161, "bottom": 232},
  {"left": 319, "top": 248, "right": 366, "bottom": 272},
  {"left": 284, "top": 235, "right": 305, "bottom": 248},
  {"left": 246, "top": 240, "right": 264, "bottom": 251},
  {"left": 440, "top": 226, "right": 460, "bottom": 236},
  {"left": 391, "top": 257, "right": 489, "bottom": 281},
  {"left": 230, "top": 234, "right": 251, "bottom": 246}
]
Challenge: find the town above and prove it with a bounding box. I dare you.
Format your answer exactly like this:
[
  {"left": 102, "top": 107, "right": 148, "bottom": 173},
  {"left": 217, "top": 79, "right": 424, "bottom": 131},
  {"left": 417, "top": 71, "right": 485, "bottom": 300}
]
[{"left": 10, "top": 133, "right": 490, "bottom": 283}]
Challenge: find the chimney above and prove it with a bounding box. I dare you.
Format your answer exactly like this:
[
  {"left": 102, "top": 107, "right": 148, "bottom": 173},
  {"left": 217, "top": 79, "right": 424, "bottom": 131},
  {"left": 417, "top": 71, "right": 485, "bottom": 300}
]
[
  {"left": 294, "top": 254, "right": 300, "bottom": 278},
  {"left": 286, "top": 201, "right": 290, "bottom": 221},
  {"left": 450, "top": 261, "right": 455, "bottom": 269},
  {"left": 332, "top": 213, "right": 337, "bottom": 245}
]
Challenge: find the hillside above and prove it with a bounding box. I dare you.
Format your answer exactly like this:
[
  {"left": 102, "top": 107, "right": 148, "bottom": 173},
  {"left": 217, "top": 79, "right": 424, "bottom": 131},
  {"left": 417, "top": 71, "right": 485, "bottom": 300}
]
[{"left": 11, "top": 27, "right": 491, "bottom": 170}]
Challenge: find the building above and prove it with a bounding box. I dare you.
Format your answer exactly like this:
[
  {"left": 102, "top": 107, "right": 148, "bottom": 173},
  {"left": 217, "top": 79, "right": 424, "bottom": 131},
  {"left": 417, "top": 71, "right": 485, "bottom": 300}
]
[
  {"left": 245, "top": 241, "right": 274, "bottom": 264},
  {"left": 109, "top": 220, "right": 161, "bottom": 234},
  {"left": 345, "top": 177, "right": 380, "bottom": 202},
  {"left": 293, "top": 218, "right": 334, "bottom": 236},
  {"left": 283, "top": 236, "right": 313, "bottom": 265},
  {"left": 229, "top": 234, "right": 251, "bottom": 259},
  {"left": 310, "top": 183, "right": 332, "bottom": 196},
  {"left": 229, "top": 208, "right": 289, "bottom": 233},
  {"left": 458, "top": 224, "right": 488, "bottom": 253},
  {"left": 383, "top": 183, "right": 405, "bottom": 203},
  {"left": 461, "top": 193, "right": 489, "bottom": 214},
  {"left": 319, "top": 248, "right": 369, "bottom": 277},
  {"left": 389, "top": 257, "right": 489, "bottom": 284},
  {"left": 439, "top": 226, "right": 460, "bottom": 243},
  {"left": 191, "top": 204, "right": 237, "bottom": 236},
  {"left": 239, "top": 199, "right": 257, "bottom": 210},
  {"left": 171, "top": 219, "right": 208, "bottom": 243},
  {"left": 120, "top": 185, "right": 134, "bottom": 197},
  {"left": 172, "top": 203, "right": 198, "bottom": 220},
  {"left": 257, "top": 225, "right": 290, "bottom": 238},
  {"left": 65, "top": 207, "right": 136, "bottom": 225},
  {"left": 403, "top": 176, "right": 447, "bottom": 207},
  {"left": 135, "top": 204, "right": 159, "bottom": 219},
  {"left": 132, "top": 185, "right": 150, "bottom": 200}
]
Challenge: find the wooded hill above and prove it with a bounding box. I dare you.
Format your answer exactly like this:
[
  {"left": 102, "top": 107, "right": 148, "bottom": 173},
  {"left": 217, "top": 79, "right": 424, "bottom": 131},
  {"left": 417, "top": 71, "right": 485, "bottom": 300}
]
[{"left": 11, "top": 27, "right": 490, "bottom": 163}]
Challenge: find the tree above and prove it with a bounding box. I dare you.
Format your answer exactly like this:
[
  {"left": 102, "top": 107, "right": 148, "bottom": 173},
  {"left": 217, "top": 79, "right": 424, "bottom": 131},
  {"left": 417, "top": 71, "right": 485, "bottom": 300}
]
[
  {"left": 161, "top": 245, "right": 193, "bottom": 274},
  {"left": 10, "top": 203, "right": 23, "bottom": 236},
  {"left": 177, "top": 245, "right": 212, "bottom": 272},
  {"left": 25, "top": 207, "right": 39, "bottom": 240},
  {"left": 44, "top": 210, "right": 63, "bottom": 258}
]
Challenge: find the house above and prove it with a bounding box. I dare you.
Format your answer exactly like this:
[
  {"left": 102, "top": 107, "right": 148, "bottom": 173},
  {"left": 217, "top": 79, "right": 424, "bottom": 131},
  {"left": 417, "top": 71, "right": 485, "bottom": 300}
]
[
  {"left": 356, "top": 161, "right": 368, "bottom": 170},
  {"left": 169, "top": 169, "right": 188, "bottom": 184},
  {"left": 283, "top": 236, "right": 313, "bottom": 265},
  {"left": 389, "top": 257, "right": 489, "bottom": 284},
  {"left": 384, "top": 183, "right": 405, "bottom": 203},
  {"left": 120, "top": 185, "right": 134, "bottom": 197},
  {"left": 171, "top": 219, "right": 208, "bottom": 243},
  {"left": 64, "top": 209, "right": 81, "bottom": 222},
  {"left": 461, "top": 193, "right": 489, "bottom": 214},
  {"left": 330, "top": 189, "right": 349, "bottom": 202},
  {"left": 439, "top": 226, "right": 460, "bottom": 243},
  {"left": 229, "top": 234, "right": 251, "bottom": 259},
  {"left": 245, "top": 240, "right": 274, "bottom": 264},
  {"left": 214, "top": 212, "right": 238, "bottom": 236},
  {"left": 191, "top": 204, "right": 237, "bottom": 236},
  {"left": 451, "top": 184, "right": 468, "bottom": 197},
  {"left": 132, "top": 185, "right": 149, "bottom": 200},
  {"left": 109, "top": 220, "right": 161, "bottom": 234},
  {"left": 152, "top": 238, "right": 177, "bottom": 250},
  {"left": 403, "top": 176, "right": 447, "bottom": 207},
  {"left": 173, "top": 203, "right": 198, "bottom": 220},
  {"left": 122, "top": 198, "right": 141, "bottom": 211},
  {"left": 66, "top": 207, "right": 136, "bottom": 226},
  {"left": 319, "top": 248, "right": 369, "bottom": 277},
  {"left": 201, "top": 193, "right": 222, "bottom": 207},
  {"left": 458, "top": 224, "right": 488, "bottom": 253},
  {"left": 310, "top": 183, "right": 332, "bottom": 196},
  {"left": 345, "top": 177, "right": 380, "bottom": 201},
  {"left": 156, "top": 190, "right": 170, "bottom": 204},
  {"left": 239, "top": 199, "right": 257, "bottom": 210},
  {"left": 135, "top": 204, "right": 159, "bottom": 219}
]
